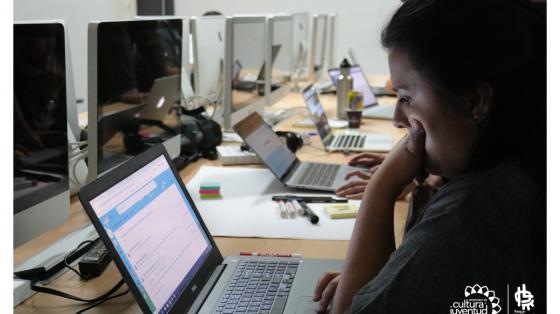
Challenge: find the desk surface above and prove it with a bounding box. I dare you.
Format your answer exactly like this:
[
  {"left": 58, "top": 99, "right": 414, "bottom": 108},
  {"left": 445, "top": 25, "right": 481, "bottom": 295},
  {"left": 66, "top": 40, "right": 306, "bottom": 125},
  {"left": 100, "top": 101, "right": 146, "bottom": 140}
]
[{"left": 14, "top": 82, "right": 407, "bottom": 313}]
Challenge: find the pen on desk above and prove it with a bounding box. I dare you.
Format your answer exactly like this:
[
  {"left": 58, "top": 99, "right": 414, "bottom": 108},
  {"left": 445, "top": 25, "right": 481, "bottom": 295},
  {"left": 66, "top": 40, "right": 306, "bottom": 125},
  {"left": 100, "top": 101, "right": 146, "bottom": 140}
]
[
  {"left": 299, "top": 201, "right": 319, "bottom": 224},
  {"left": 284, "top": 200, "right": 297, "bottom": 218},
  {"left": 240, "top": 252, "right": 303, "bottom": 258},
  {"left": 291, "top": 200, "right": 304, "bottom": 216},
  {"left": 272, "top": 195, "right": 347, "bottom": 203},
  {"left": 277, "top": 201, "right": 288, "bottom": 218}
]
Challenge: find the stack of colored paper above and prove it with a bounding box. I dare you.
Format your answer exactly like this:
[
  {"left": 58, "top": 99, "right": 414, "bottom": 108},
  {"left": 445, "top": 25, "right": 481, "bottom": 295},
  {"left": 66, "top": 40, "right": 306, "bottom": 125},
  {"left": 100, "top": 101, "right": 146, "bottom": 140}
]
[
  {"left": 324, "top": 204, "right": 359, "bottom": 219},
  {"left": 199, "top": 181, "right": 222, "bottom": 200}
]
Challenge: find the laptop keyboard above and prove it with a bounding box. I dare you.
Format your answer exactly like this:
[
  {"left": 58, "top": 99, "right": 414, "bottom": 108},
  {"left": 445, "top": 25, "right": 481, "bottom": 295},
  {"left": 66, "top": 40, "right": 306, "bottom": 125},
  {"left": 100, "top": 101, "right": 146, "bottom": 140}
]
[
  {"left": 332, "top": 134, "right": 366, "bottom": 149},
  {"left": 295, "top": 163, "right": 340, "bottom": 188},
  {"left": 216, "top": 260, "right": 300, "bottom": 314}
]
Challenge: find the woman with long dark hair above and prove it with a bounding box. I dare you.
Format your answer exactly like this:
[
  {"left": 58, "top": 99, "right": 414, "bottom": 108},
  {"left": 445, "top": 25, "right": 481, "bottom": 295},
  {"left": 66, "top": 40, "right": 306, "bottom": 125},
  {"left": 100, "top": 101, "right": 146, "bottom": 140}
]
[{"left": 314, "top": 0, "right": 546, "bottom": 312}]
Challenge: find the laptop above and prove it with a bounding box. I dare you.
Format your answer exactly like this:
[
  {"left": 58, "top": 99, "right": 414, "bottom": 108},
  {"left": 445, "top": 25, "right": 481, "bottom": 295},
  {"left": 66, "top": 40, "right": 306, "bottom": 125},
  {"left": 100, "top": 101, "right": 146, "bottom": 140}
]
[
  {"left": 78, "top": 144, "right": 343, "bottom": 314},
  {"left": 234, "top": 112, "right": 361, "bottom": 192},
  {"left": 302, "top": 85, "right": 393, "bottom": 153},
  {"left": 138, "top": 74, "right": 180, "bottom": 121},
  {"left": 328, "top": 65, "right": 396, "bottom": 120}
]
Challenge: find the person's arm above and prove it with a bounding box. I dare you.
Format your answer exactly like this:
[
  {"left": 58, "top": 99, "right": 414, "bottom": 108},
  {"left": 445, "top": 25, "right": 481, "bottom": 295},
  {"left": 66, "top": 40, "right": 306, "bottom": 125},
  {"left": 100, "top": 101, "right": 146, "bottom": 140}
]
[{"left": 331, "top": 121, "right": 426, "bottom": 313}]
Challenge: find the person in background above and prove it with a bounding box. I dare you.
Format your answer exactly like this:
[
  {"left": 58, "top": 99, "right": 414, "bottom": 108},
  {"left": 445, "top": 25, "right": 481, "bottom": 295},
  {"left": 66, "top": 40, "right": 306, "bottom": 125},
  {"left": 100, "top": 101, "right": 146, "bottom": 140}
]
[{"left": 314, "top": 0, "right": 546, "bottom": 312}]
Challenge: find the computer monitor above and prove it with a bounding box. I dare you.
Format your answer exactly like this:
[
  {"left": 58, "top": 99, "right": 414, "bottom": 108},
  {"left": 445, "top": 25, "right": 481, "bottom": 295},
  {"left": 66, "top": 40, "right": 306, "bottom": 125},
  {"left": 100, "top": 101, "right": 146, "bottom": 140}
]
[
  {"left": 291, "top": 12, "right": 309, "bottom": 88},
  {"left": 308, "top": 14, "right": 327, "bottom": 82},
  {"left": 87, "top": 18, "right": 183, "bottom": 183},
  {"left": 191, "top": 15, "right": 227, "bottom": 126},
  {"left": 224, "top": 16, "right": 269, "bottom": 130},
  {"left": 13, "top": 21, "right": 70, "bottom": 247},
  {"left": 326, "top": 13, "right": 337, "bottom": 70},
  {"left": 269, "top": 14, "right": 293, "bottom": 105}
]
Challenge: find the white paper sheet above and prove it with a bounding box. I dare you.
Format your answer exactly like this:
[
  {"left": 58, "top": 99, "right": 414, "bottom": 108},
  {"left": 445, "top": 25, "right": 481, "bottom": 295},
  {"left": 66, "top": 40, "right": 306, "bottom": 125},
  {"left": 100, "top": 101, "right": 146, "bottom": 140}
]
[{"left": 186, "top": 166, "right": 359, "bottom": 240}]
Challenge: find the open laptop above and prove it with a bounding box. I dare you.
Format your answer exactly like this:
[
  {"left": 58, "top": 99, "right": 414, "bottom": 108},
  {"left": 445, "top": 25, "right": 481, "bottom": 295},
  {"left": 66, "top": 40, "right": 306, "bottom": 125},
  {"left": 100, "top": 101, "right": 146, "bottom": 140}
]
[
  {"left": 328, "top": 65, "right": 395, "bottom": 120},
  {"left": 78, "top": 144, "right": 343, "bottom": 314},
  {"left": 234, "top": 112, "right": 361, "bottom": 192},
  {"left": 138, "top": 74, "right": 180, "bottom": 121},
  {"left": 302, "top": 85, "right": 393, "bottom": 153}
]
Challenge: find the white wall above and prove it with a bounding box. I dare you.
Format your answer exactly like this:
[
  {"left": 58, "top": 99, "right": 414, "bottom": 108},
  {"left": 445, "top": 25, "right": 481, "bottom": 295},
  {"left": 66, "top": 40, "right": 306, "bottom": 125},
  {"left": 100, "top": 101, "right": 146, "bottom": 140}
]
[
  {"left": 175, "top": 0, "right": 401, "bottom": 76},
  {"left": 14, "top": 0, "right": 137, "bottom": 113}
]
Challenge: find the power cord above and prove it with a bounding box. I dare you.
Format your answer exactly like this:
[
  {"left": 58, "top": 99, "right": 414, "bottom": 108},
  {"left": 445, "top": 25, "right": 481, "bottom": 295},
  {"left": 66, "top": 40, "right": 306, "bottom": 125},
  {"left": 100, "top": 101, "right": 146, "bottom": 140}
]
[
  {"left": 64, "top": 240, "right": 94, "bottom": 280},
  {"left": 29, "top": 241, "right": 130, "bottom": 313}
]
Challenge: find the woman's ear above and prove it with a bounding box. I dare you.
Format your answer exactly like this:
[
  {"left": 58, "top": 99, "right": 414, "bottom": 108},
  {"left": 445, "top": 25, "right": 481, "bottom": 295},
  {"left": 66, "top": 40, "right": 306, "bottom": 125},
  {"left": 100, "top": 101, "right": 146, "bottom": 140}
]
[{"left": 465, "top": 83, "right": 493, "bottom": 123}]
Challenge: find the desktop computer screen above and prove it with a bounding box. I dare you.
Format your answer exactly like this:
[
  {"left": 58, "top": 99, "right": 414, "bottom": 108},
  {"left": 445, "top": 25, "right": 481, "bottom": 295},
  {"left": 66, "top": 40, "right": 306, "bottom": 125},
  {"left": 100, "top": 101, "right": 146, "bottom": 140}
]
[
  {"left": 291, "top": 12, "right": 309, "bottom": 84},
  {"left": 309, "top": 14, "right": 327, "bottom": 82},
  {"left": 225, "top": 16, "right": 268, "bottom": 129},
  {"left": 13, "top": 22, "right": 70, "bottom": 247},
  {"left": 87, "top": 19, "right": 183, "bottom": 182},
  {"left": 191, "top": 16, "right": 227, "bottom": 125},
  {"left": 269, "top": 15, "right": 293, "bottom": 105}
]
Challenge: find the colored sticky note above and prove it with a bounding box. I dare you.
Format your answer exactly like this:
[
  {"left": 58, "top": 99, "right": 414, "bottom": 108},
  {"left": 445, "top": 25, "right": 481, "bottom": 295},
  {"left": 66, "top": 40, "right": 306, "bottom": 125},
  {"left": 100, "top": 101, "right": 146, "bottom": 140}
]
[
  {"left": 199, "top": 189, "right": 221, "bottom": 195},
  {"left": 200, "top": 193, "right": 223, "bottom": 200},
  {"left": 200, "top": 181, "right": 220, "bottom": 190},
  {"left": 324, "top": 204, "right": 359, "bottom": 219}
]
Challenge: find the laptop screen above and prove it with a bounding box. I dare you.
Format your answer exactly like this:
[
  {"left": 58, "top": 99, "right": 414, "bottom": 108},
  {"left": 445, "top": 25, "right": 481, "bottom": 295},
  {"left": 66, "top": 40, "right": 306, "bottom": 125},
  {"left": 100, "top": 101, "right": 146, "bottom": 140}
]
[
  {"left": 328, "top": 65, "right": 377, "bottom": 107},
  {"left": 235, "top": 113, "right": 297, "bottom": 180},
  {"left": 302, "top": 86, "right": 333, "bottom": 143},
  {"left": 89, "top": 154, "right": 213, "bottom": 313}
]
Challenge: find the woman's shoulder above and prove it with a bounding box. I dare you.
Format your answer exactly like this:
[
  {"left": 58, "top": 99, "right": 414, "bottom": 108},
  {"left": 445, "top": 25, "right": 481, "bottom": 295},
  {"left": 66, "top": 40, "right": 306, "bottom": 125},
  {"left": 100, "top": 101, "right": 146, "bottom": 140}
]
[{"left": 424, "top": 162, "right": 541, "bottom": 222}]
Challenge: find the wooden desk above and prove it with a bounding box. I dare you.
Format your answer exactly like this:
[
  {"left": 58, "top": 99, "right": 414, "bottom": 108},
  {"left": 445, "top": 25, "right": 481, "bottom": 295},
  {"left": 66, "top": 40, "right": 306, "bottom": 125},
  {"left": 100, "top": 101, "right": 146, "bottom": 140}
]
[{"left": 14, "top": 88, "right": 407, "bottom": 313}]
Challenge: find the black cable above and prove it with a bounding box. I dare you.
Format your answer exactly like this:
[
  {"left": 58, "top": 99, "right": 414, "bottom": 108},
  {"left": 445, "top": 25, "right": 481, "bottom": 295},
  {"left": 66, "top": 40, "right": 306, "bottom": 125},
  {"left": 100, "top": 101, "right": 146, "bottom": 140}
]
[
  {"left": 64, "top": 240, "right": 94, "bottom": 280},
  {"left": 31, "top": 279, "right": 125, "bottom": 303},
  {"left": 75, "top": 289, "right": 130, "bottom": 314}
]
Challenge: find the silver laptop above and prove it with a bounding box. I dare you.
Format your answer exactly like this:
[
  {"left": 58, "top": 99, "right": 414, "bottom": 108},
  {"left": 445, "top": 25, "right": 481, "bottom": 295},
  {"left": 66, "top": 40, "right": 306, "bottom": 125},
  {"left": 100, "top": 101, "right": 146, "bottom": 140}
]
[
  {"left": 138, "top": 74, "right": 180, "bottom": 121},
  {"left": 79, "top": 144, "right": 343, "bottom": 314},
  {"left": 234, "top": 112, "right": 361, "bottom": 192},
  {"left": 328, "top": 65, "right": 395, "bottom": 120},
  {"left": 302, "top": 85, "right": 393, "bottom": 153}
]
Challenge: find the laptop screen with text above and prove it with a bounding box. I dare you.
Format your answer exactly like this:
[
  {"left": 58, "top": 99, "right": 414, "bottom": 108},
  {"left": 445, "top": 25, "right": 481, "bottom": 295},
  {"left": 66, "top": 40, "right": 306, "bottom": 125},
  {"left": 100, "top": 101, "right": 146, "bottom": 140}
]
[{"left": 89, "top": 155, "right": 212, "bottom": 313}]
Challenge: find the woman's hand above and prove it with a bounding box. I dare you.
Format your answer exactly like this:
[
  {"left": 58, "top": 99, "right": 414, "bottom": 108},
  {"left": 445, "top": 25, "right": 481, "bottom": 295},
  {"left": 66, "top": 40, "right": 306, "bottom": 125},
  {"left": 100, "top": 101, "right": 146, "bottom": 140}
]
[
  {"left": 348, "top": 153, "right": 385, "bottom": 168},
  {"left": 314, "top": 271, "right": 341, "bottom": 313}
]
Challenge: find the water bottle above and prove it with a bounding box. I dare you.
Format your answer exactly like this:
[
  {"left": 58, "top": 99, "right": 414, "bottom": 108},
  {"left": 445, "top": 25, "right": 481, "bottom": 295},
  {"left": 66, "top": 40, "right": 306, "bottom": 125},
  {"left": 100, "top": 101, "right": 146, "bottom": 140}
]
[{"left": 336, "top": 58, "right": 353, "bottom": 119}]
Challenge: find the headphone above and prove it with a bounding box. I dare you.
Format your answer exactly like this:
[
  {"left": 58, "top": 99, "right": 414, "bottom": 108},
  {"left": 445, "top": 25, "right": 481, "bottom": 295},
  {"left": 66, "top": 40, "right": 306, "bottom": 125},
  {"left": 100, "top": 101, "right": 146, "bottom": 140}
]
[{"left": 241, "top": 131, "right": 303, "bottom": 154}]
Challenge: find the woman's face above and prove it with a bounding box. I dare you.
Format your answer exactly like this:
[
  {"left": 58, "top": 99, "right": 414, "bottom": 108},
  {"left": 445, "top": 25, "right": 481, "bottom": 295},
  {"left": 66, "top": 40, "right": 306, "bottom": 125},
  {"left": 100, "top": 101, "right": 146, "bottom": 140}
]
[{"left": 389, "top": 49, "right": 476, "bottom": 178}]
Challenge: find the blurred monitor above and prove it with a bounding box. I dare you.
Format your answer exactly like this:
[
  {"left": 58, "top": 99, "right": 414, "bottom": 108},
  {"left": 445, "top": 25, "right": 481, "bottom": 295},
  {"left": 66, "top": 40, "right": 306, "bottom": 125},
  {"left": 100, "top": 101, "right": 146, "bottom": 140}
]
[
  {"left": 309, "top": 14, "right": 327, "bottom": 82},
  {"left": 224, "top": 16, "right": 268, "bottom": 129},
  {"left": 13, "top": 22, "right": 70, "bottom": 247},
  {"left": 191, "top": 15, "right": 227, "bottom": 125},
  {"left": 291, "top": 12, "right": 309, "bottom": 83},
  {"left": 326, "top": 13, "right": 337, "bottom": 70},
  {"left": 87, "top": 19, "right": 183, "bottom": 182},
  {"left": 269, "top": 14, "right": 292, "bottom": 105},
  {"left": 135, "top": 16, "right": 194, "bottom": 108}
]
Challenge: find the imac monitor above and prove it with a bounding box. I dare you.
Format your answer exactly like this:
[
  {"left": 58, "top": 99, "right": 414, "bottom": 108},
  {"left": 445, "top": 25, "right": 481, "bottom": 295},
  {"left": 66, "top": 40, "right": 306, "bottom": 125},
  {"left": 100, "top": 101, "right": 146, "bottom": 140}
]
[
  {"left": 269, "top": 15, "right": 293, "bottom": 105},
  {"left": 87, "top": 19, "right": 183, "bottom": 182},
  {"left": 224, "top": 16, "right": 269, "bottom": 129},
  {"left": 191, "top": 16, "right": 227, "bottom": 125},
  {"left": 309, "top": 14, "right": 327, "bottom": 82},
  {"left": 13, "top": 22, "right": 70, "bottom": 247},
  {"left": 291, "top": 12, "right": 309, "bottom": 83}
]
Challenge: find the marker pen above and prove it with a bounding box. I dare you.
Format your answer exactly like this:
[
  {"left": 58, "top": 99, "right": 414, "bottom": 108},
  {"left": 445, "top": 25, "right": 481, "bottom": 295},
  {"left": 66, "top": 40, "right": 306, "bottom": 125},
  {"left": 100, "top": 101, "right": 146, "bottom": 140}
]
[
  {"left": 299, "top": 201, "right": 319, "bottom": 224},
  {"left": 240, "top": 252, "right": 303, "bottom": 258}
]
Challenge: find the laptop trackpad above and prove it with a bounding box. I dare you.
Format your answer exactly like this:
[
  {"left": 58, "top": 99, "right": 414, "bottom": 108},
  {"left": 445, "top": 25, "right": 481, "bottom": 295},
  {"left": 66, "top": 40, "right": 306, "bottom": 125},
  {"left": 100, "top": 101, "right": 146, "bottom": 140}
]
[{"left": 296, "top": 296, "right": 318, "bottom": 314}]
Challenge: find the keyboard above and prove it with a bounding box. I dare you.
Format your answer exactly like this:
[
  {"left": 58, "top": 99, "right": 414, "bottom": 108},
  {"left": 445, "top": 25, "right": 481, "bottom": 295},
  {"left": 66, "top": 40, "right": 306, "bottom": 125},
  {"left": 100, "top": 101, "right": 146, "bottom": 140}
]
[
  {"left": 296, "top": 163, "right": 340, "bottom": 188},
  {"left": 331, "top": 134, "right": 366, "bottom": 149},
  {"left": 216, "top": 260, "right": 300, "bottom": 314}
]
